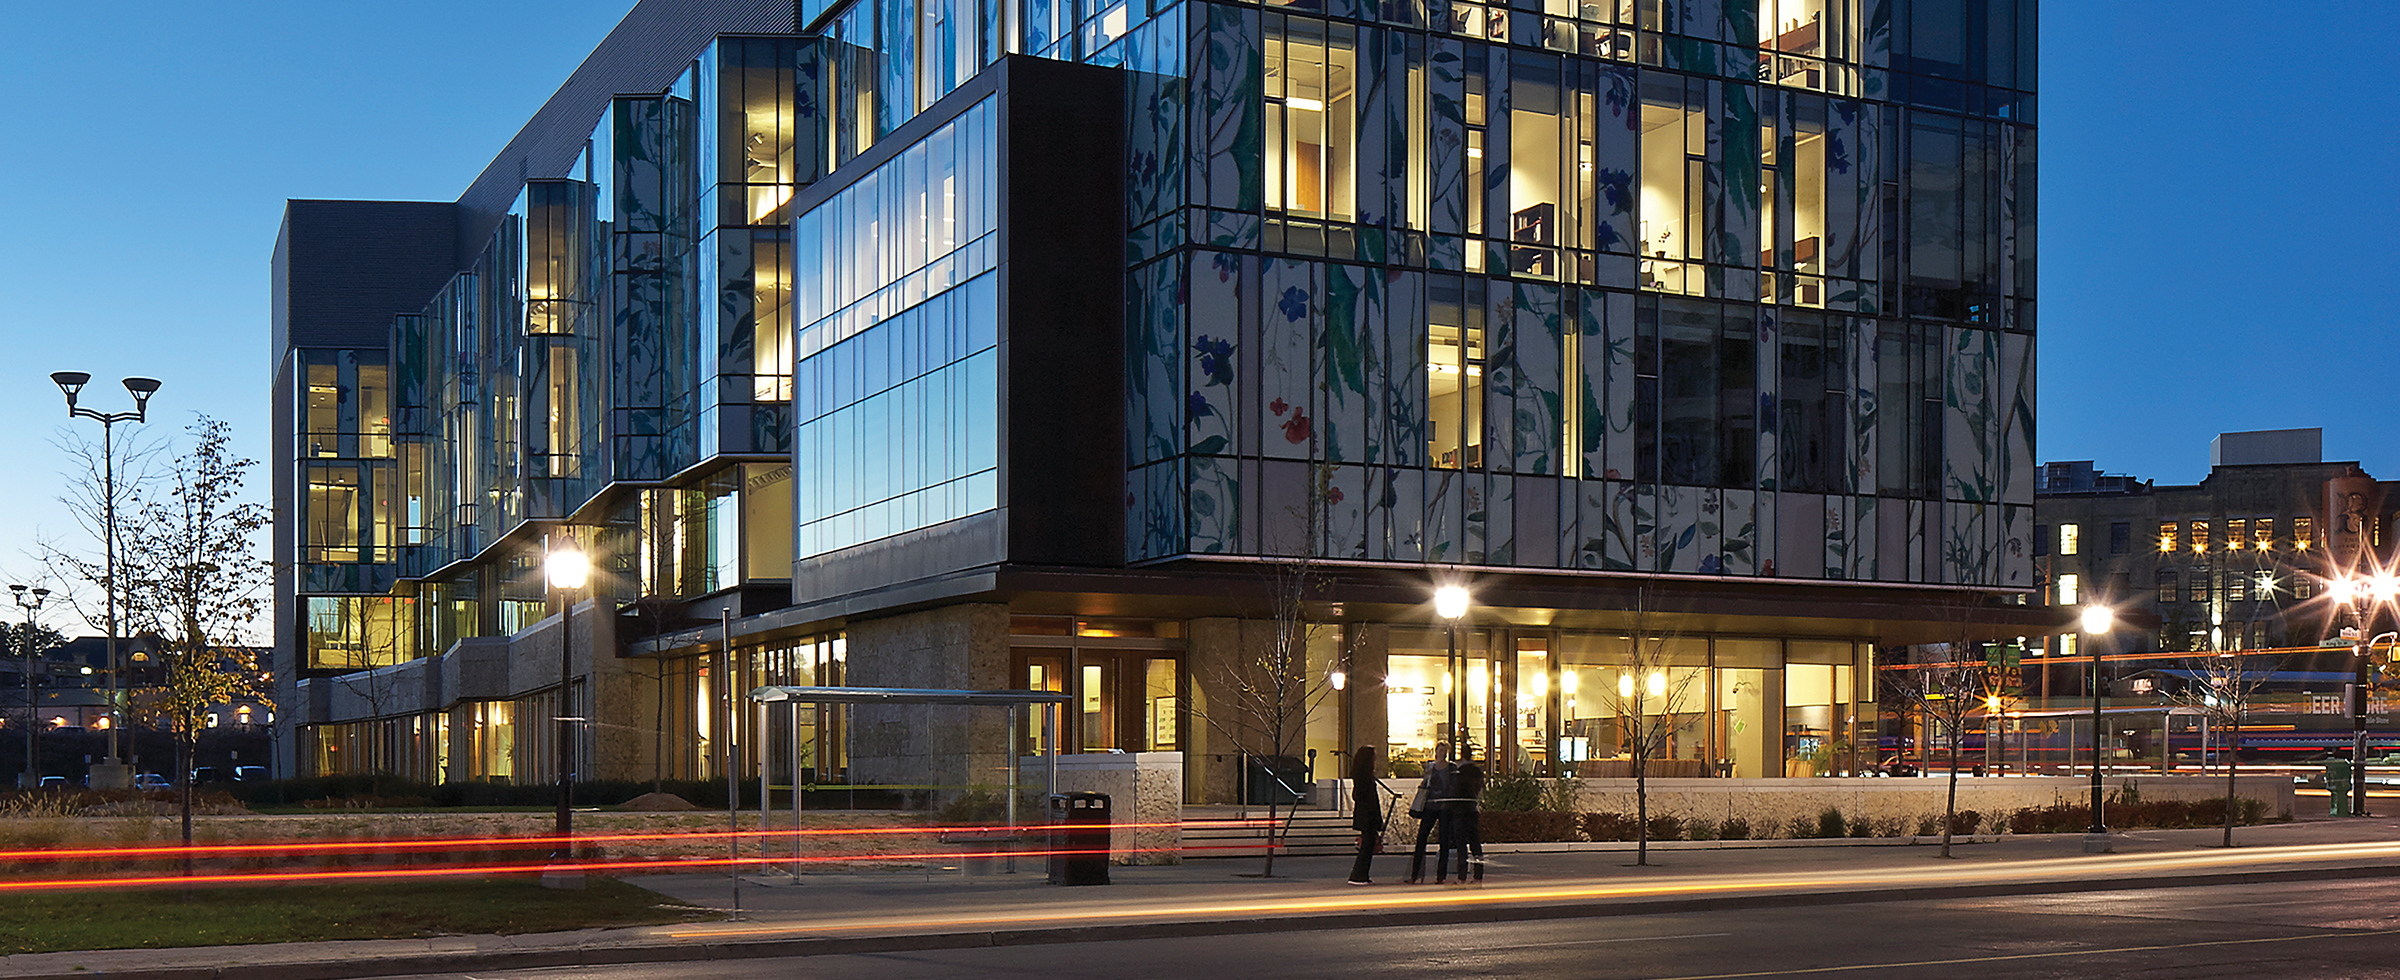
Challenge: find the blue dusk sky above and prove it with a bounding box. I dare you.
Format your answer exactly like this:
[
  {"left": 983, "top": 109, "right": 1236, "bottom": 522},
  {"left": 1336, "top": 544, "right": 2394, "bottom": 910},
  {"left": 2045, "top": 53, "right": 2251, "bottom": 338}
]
[{"left": 0, "top": 2, "right": 2392, "bottom": 634}]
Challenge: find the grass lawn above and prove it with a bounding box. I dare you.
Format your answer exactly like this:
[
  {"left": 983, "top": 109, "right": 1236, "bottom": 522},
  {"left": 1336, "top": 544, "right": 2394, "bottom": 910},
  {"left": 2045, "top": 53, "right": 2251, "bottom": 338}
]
[{"left": 0, "top": 877, "right": 712, "bottom": 954}]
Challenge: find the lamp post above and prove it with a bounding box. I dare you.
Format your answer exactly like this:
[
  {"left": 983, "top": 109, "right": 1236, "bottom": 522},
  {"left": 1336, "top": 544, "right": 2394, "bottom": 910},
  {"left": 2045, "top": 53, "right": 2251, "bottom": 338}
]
[
  {"left": 2328, "top": 573, "right": 2394, "bottom": 817},
  {"left": 545, "top": 534, "right": 590, "bottom": 843},
  {"left": 2360, "top": 575, "right": 2397, "bottom": 816},
  {"left": 2080, "top": 603, "right": 2114, "bottom": 851},
  {"left": 1434, "top": 585, "right": 1469, "bottom": 758},
  {"left": 11, "top": 586, "right": 49, "bottom": 789},
  {"left": 49, "top": 372, "right": 158, "bottom": 789}
]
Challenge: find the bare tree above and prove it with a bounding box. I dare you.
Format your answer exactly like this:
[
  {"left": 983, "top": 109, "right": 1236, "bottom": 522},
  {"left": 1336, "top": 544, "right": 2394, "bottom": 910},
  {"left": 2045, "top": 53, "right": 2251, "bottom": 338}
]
[
  {"left": 115, "top": 417, "right": 272, "bottom": 863},
  {"left": 1191, "top": 465, "right": 1338, "bottom": 878},
  {"left": 1881, "top": 643, "right": 1994, "bottom": 859},
  {"left": 37, "top": 426, "right": 165, "bottom": 753},
  {"left": 329, "top": 602, "right": 411, "bottom": 795},
  {"left": 624, "top": 597, "right": 687, "bottom": 794},
  {"left": 2167, "top": 650, "right": 2281, "bottom": 847},
  {"left": 1587, "top": 587, "right": 1706, "bottom": 867}
]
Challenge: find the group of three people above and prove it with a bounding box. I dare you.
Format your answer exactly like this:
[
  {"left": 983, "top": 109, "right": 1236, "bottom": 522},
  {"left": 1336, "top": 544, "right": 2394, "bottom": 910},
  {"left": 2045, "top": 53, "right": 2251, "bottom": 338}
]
[{"left": 1346, "top": 742, "right": 1484, "bottom": 885}]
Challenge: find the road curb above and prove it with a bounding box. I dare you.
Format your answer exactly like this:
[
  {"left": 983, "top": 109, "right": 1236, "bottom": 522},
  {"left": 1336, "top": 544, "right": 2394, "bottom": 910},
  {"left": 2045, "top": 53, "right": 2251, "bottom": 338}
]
[{"left": 18, "top": 862, "right": 2400, "bottom": 980}]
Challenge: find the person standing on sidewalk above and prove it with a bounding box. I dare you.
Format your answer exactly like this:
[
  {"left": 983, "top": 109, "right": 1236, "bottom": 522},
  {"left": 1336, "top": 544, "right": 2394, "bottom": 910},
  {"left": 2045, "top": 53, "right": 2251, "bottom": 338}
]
[
  {"left": 1444, "top": 756, "right": 1486, "bottom": 883},
  {"left": 1346, "top": 746, "right": 1385, "bottom": 885},
  {"left": 1406, "top": 743, "right": 1456, "bottom": 884}
]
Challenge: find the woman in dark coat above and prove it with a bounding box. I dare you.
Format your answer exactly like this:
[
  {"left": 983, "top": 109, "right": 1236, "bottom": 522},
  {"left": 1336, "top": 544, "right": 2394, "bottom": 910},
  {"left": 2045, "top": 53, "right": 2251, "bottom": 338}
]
[
  {"left": 1347, "top": 746, "right": 1384, "bottom": 884},
  {"left": 1448, "top": 758, "right": 1486, "bottom": 882}
]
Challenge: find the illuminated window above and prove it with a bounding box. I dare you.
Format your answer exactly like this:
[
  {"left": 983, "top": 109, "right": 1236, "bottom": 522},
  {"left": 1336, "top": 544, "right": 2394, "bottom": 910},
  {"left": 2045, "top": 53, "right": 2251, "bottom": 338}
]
[
  {"left": 1428, "top": 321, "right": 1486, "bottom": 470},
  {"left": 2158, "top": 522, "right": 2178, "bottom": 552},
  {"left": 2058, "top": 524, "right": 2079, "bottom": 556},
  {"left": 2255, "top": 518, "right": 2273, "bottom": 551},
  {"left": 2191, "top": 521, "right": 2210, "bottom": 553},
  {"left": 2189, "top": 570, "right": 2210, "bottom": 601},
  {"left": 205, "top": 713, "right": 220, "bottom": 729},
  {"left": 304, "top": 466, "right": 361, "bottom": 563},
  {"left": 1263, "top": 17, "right": 1358, "bottom": 221},
  {"left": 304, "top": 363, "right": 341, "bottom": 457},
  {"left": 2295, "top": 576, "right": 2314, "bottom": 599},
  {"left": 1758, "top": 0, "right": 1855, "bottom": 92},
  {"left": 2255, "top": 571, "right": 2276, "bottom": 598},
  {"left": 2226, "top": 519, "right": 2246, "bottom": 550},
  {"left": 2295, "top": 516, "right": 2314, "bottom": 550},
  {"left": 2157, "top": 569, "right": 2178, "bottom": 604},
  {"left": 1639, "top": 77, "right": 1710, "bottom": 295},
  {"left": 2056, "top": 573, "right": 2079, "bottom": 606},
  {"left": 2228, "top": 573, "right": 2248, "bottom": 603}
]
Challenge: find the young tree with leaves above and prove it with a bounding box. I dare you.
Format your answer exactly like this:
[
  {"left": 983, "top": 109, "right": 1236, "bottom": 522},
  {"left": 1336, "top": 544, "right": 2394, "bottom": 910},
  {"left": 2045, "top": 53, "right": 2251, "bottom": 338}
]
[{"left": 116, "top": 417, "right": 272, "bottom": 862}]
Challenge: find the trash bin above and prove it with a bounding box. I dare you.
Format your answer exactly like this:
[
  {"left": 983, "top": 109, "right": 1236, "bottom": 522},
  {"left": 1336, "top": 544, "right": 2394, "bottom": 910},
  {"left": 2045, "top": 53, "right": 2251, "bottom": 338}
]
[
  {"left": 1047, "top": 792, "right": 1111, "bottom": 886},
  {"left": 2328, "top": 759, "right": 2354, "bottom": 817}
]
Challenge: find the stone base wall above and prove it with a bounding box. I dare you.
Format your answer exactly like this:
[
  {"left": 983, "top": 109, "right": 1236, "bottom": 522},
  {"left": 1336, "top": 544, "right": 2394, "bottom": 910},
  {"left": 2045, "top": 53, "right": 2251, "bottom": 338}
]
[
  {"left": 1033, "top": 752, "right": 1183, "bottom": 864},
  {"left": 844, "top": 603, "right": 1012, "bottom": 803}
]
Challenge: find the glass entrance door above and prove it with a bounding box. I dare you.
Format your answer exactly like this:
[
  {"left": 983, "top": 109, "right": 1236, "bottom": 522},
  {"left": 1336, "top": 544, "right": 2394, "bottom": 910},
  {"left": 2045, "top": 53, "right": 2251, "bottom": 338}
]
[{"left": 1015, "top": 650, "right": 1182, "bottom": 755}]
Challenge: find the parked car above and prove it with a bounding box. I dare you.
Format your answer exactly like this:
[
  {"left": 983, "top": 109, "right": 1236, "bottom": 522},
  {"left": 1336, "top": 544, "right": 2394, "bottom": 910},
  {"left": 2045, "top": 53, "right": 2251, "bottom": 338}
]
[
  {"left": 232, "top": 765, "right": 267, "bottom": 782},
  {"left": 1868, "top": 756, "right": 1922, "bottom": 778},
  {"left": 131, "top": 773, "right": 170, "bottom": 791},
  {"left": 36, "top": 775, "right": 66, "bottom": 790},
  {"left": 189, "top": 767, "right": 223, "bottom": 784}
]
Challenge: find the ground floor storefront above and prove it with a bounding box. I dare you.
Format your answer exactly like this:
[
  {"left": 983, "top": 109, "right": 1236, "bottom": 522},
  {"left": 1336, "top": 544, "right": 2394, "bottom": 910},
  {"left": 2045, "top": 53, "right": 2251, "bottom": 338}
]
[{"left": 291, "top": 594, "right": 1911, "bottom": 805}]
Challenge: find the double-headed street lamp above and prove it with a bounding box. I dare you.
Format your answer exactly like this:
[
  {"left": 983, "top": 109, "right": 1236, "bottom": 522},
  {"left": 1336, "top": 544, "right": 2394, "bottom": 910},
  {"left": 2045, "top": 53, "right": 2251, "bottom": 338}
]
[
  {"left": 545, "top": 534, "right": 590, "bottom": 843},
  {"left": 49, "top": 372, "right": 158, "bottom": 787},
  {"left": 2323, "top": 572, "right": 2396, "bottom": 817},
  {"left": 11, "top": 585, "right": 49, "bottom": 788},
  {"left": 1434, "top": 585, "right": 1470, "bottom": 759}
]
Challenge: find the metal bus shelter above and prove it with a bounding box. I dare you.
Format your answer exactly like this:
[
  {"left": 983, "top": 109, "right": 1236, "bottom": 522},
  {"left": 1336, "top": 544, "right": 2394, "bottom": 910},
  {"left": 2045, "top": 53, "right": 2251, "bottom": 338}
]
[{"left": 745, "top": 685, "right": 1073, "bottom": 863}]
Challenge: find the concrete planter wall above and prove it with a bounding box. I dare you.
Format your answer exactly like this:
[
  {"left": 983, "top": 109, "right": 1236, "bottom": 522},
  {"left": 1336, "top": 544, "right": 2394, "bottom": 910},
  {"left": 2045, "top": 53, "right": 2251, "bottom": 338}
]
[
  {"left": 1366, "top": 774, "right": 2293, "bottom": 839},
  {"left": 1566, "top": 775, "right": 2295, "bottom": 835},
  {"left": 1030, "top": 752, "right": 1184, "bottom": 864}
]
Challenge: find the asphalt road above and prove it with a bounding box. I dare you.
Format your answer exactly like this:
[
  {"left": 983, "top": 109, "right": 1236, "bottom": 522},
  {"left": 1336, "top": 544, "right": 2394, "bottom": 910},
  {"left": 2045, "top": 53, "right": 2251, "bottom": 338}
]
[{"left": 395, "top": 876, "right": 2400, "bottom": 979}]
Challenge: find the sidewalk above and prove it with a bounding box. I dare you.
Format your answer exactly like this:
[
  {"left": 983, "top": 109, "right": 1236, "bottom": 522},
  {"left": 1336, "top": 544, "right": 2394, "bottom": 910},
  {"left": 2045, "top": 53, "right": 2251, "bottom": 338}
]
[{"left": 9, "top": 813, "right": 2400, "bottom": 980}]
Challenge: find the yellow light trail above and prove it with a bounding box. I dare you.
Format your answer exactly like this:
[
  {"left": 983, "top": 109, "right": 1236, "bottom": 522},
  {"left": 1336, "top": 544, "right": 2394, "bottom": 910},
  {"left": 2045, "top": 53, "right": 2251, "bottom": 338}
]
[{"left": 661, "top": 839, "right": 2400, "bottom": 942}]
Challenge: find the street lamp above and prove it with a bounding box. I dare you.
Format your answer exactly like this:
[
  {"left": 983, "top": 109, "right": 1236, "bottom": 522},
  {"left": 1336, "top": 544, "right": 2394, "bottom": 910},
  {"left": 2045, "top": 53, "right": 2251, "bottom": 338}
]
[
  {"left": 2079, "top": 603, "right": 2114, "bottom": 850},
  {"left": 1434, "top": 585, "right": 1469, "bottom": 758},
  {"left": 545, "top": 534, "right": 590, "bottom": 845},
  {"left": 2325, "top": 571, "right": 2394, "bottom": 817},
  {"left": 11, "top": 586, "right": 49, "bottom": 788},
  {"left": 50, "top": 371, "right": 157, "bottom": 788}
]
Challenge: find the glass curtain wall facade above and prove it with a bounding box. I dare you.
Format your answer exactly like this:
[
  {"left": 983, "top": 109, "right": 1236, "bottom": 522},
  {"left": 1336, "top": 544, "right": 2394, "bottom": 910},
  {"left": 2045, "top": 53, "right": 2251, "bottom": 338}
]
[
  {"left": 775, "top": 0, "right": 2027, "bottom": 589},
  {"left": 285, "top": 0, "right": 2030, "bottom": 786},
  {"left": 293, "top": 36, "right": 817, "bottom": 777},
  {"left": 1116, "top": 0, "right": 2032, "bottom": 587}
]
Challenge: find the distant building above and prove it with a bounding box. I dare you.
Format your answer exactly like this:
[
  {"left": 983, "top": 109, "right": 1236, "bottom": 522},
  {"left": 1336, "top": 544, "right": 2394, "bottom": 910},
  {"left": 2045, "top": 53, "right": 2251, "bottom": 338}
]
[{"left": 2035, "top": 429, "right": 2400, "bottom": 658}]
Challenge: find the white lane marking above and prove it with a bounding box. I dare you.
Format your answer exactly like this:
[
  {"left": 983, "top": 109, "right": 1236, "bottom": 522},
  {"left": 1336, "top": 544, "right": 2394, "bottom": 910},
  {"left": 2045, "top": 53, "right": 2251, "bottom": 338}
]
[{"left": 1492, "top": 932, "right": 1733, "bottom": 950}]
